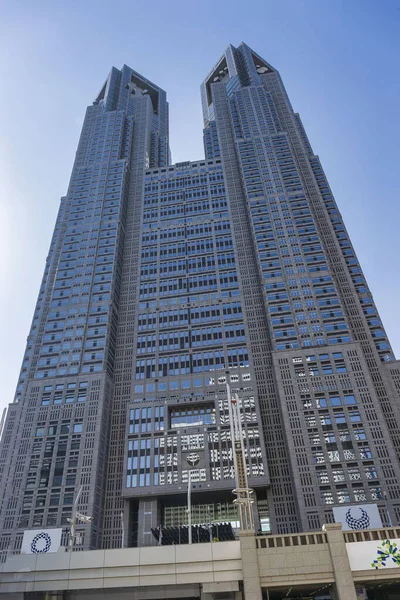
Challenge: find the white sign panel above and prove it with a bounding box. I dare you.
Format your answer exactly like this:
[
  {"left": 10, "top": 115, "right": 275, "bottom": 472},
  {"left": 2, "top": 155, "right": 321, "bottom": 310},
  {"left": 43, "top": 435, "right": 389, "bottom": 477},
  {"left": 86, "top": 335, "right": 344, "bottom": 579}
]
[
  {"left": 332, "top": 504, "right": 382, "bottom": 531},
  {"left": 21, "top": 528, "right": 62, "bottom": 554},
  {"left": 347, "top": 539, "right": 400, "bottom": 570}
]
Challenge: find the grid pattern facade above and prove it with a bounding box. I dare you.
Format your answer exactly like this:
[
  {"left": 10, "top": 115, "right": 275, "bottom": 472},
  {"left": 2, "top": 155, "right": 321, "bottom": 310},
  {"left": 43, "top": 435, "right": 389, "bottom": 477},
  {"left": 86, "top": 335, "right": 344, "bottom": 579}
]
[{"left": 1, "top": 43, "right": 400, "bottom": 555}]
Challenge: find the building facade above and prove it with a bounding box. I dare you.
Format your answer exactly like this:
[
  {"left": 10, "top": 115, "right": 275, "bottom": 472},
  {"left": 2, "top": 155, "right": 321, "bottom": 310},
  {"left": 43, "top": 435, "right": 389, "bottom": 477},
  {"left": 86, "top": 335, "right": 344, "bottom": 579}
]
[{"left": 1, "top": 43, "right": 400, "bottom": 555}]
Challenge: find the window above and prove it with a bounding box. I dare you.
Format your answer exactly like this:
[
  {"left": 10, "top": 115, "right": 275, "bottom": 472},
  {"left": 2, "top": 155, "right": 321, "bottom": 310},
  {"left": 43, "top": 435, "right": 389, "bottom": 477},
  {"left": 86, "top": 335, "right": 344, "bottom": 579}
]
[
  {"left": 35, "top": 427, "right": 45, "bottom": 437},
  {"left": 353, "top": 428, "right": 366, "bottom": 441},
  {"left": 337, "top": 489, "right": 350, "bottom": 503},
  {"left": 348, "top": 468, "right": 361, "bottom": 481},
  {"left": 329, "top": 396, "right": 341, "bottom": 407},
  {"left": 334, "top": 413, "right": 346, "bottom": 424},
  {"left": 365, "top": 466, "right": 378, "bottom": 480},
  {"left": 349, "top": 411, "right": 361, "bottom": 423},
  {"left": 73, "top": 423, "right": 83, "bottom": 433},
  {"left": 170, "top": 405, "right": 215, "bottom": 428},
  {"left": 345, "top": 395, "right": 356, "bottom": 405},
  {"left": 370, "top": 487, "right": 383, "bottom": 500},
  {"left": 321, "top": 490, "right": 334, "bottom": 505},
  {"left": 60, "top": 424, "right": 70, "bottom": 434},
  {"left": 316, "top": 470, "right": 329, "bottom": 484},
  {"left": 312, "top": 451, "right": 325, "bottom": 464},
  {"left": 353, "top": 489, "right": 367, "bottom": 502},
  {"left": 332, "top": 469, "right": 345, "bottom": 482},
  {"left": 359, "top": 446, "right": 372, "bottom": 459},
  {"left": 315, "top": 397, "right": 327, "bottom": 408}
]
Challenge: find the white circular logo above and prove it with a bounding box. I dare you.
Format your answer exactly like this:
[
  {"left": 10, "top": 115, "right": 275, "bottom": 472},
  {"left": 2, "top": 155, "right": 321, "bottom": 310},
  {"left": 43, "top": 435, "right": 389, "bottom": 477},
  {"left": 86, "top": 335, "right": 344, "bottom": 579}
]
[{"left": 30, "top": 532, "right": 52, "bottom": 553}]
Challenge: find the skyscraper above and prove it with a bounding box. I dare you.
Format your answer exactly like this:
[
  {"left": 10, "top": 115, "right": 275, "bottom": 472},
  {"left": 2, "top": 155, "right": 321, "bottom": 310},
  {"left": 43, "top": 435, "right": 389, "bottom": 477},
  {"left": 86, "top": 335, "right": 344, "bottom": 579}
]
[{"left": 1, "top": 42, "right": 400, "bottom": 555}]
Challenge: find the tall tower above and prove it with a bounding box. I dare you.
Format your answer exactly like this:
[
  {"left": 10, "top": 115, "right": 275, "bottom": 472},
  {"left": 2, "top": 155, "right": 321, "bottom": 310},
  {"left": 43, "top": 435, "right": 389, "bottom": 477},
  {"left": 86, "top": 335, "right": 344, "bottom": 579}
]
[{"left": 1, "top": 44, "right": 400, "bottom": 556}]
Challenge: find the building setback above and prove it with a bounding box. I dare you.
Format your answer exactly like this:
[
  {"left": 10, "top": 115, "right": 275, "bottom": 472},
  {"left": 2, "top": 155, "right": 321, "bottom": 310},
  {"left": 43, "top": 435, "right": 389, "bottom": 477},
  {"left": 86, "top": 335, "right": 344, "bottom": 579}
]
[{"left": 1, "top": 42, "right": 400, "bottom": 554}]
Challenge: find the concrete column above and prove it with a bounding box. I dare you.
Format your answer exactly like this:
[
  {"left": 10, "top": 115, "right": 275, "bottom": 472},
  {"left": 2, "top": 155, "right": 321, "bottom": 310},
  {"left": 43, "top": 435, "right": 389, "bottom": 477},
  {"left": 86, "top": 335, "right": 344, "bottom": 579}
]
[
  {"left": 323, "top": 523, "right": 356, "bottom": 600},
  {"left": 239, "top": 530, "right": 262, "bottom": 600},
  {"left": 137, "top": 497, "right": 160, "bottom": 547}
]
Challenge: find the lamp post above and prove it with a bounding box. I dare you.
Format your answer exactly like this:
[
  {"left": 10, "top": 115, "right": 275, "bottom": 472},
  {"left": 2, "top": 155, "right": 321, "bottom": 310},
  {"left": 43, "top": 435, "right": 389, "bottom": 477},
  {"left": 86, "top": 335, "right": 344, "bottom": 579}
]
[
  {"left": 120, "top": 511, "right": 125, "bottom": 548},
  {"left": 187, "top": 470, "right": 192, "bottom": 544},
  {"left": 67, "top": 487, "right": 93, "bottom": 552},
  {"left": 226, "top": 383, "right": 255, "bottom": 532},
  {"left": 207, "top": 505, "right": 212, "bottom": 542}
]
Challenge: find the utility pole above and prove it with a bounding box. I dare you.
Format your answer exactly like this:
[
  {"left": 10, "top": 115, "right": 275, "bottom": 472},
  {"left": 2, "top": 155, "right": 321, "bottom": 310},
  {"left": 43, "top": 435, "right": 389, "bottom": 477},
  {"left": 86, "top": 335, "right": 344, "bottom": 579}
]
[{"left": 227, "top": 383, "right": 255, "bottom": 531}]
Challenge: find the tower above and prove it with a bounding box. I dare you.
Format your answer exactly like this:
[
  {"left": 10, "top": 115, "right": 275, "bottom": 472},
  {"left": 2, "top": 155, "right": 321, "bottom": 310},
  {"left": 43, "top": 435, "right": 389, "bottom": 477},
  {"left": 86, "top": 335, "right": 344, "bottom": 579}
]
[{"left": 1, "top": 43, "right": 400, "bottom": 556}]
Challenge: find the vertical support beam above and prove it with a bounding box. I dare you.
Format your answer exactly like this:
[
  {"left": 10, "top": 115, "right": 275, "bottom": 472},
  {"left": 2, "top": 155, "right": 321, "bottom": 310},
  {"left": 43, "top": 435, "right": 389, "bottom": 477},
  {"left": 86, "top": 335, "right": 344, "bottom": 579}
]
[
  {"left": 239, "top": 530, "right": 262, "bottom": 600},
  {"left": 323, "top": 523, "right": 357, "bottom": 600},
  {"left": 137, "top": 497, "right": 159, "bottom": 547}
]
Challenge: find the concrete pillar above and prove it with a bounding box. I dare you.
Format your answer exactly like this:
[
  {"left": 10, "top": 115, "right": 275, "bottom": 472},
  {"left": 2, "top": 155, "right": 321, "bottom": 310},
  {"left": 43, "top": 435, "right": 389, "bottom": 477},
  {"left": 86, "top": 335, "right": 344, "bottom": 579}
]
[
  {"left": 239, "top": 530, "right": 262, "bottom": 600},
  {"left": 137, "top": 497, "right": 160, "bottom": 547},
  {"left": 323, "top": 523, "right": 357, "bottom": 600}
]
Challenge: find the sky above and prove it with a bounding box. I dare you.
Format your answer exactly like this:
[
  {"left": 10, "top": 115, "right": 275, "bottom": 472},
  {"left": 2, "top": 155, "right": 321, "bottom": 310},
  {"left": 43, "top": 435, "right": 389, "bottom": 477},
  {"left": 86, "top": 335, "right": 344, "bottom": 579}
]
[{"left": 0, "top": 0, "right": 399, "bottom": 421}]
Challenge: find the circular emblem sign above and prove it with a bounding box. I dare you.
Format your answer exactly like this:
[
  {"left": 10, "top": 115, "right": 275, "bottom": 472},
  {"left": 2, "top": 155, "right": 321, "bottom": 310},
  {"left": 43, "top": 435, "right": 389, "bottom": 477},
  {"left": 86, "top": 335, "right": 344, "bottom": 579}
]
[
  {"left": 345, "top": 507, "right": 370, "bottom": 530},
  {"left": 186, "top": 453, "right": 200, "bottom": 467},
  {"left": 30, "top": 532, "right": 52, "bottom": 553}
]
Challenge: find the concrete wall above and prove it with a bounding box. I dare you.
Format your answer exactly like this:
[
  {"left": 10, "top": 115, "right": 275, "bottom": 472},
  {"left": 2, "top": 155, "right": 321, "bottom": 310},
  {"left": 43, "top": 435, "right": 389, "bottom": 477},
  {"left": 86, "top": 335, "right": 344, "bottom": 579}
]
[{"left": 0, "top": 541, "right": 242, "bottom": 596}]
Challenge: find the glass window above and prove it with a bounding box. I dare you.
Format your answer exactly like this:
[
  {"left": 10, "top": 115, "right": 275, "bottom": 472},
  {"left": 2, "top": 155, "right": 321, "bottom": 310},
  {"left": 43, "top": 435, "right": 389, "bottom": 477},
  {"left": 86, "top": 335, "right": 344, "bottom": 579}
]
[
  {"left": 73, "top": 423, "right": 83, "bottom": 433},
  {"left": 330, "top": 396, "right": 341, "bottom": 407},
  {"left": 345, "top": 395, "right": 356, "bottom": 405},
  {"left": 337, "top": 489, "right": 350, "bottom": 503},
  {"left": 321, "top": 490, "right": 334, "bottom": 505},
  {"left": 349, "top": 412, "right": 361, "bottom": 423},
  {"left": 353, "top": 489, "right": 367, "bottom": 502}
]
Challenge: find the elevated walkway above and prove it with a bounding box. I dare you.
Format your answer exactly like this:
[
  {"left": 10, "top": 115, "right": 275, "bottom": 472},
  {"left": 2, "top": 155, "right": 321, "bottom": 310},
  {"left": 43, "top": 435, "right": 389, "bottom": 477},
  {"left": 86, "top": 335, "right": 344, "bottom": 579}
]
[{"left": 2, "top": 525, "right": 400, "bottom": 598}]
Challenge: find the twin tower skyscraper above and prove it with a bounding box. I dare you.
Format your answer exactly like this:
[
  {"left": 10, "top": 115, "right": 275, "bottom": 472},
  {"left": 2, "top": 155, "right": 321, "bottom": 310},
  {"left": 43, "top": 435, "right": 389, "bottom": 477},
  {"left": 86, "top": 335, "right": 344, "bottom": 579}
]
[{"left": 1, "top": 43, "right": 400, "bottom": 553}]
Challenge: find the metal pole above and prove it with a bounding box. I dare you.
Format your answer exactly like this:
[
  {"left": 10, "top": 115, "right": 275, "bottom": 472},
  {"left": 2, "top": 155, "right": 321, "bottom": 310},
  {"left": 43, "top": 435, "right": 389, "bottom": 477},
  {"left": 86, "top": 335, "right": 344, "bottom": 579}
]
[
  {"left": 187, "top": 470, "right": 192, "bottom": 544},
  {"left": 383, "top": 491, "right": 393, "bottom": 527},
  {"left": 226, "top": 383, "right": 239, "bottom": 487},
  {"left": 68, "top": 486, "right": 83, "bottom": 552},
  {"left": 158, "top": 523, "right": 163, "bottom": 546},
  {"left": 120, "top": 511, "right": 125, "bottom": 548}
]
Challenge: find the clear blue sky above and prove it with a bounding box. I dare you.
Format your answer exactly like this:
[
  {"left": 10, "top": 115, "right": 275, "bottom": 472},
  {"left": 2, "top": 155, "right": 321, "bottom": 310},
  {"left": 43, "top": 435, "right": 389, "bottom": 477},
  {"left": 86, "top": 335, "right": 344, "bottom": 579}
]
[{"left": 0, "top": 0, "right": 399, "bottom": 418}]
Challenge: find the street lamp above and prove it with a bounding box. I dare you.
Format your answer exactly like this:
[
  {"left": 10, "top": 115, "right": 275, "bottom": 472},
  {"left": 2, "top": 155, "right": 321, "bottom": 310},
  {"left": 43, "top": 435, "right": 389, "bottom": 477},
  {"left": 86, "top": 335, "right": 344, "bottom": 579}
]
[
  {"left": 67, "top": 487, "right": 93, "bottom": 552},
  {"left": 226, "top": 383, "right": 255, "bottom": 532},
  {"left": 187, "top": 470, "right": 192, "bottom": 545}
]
